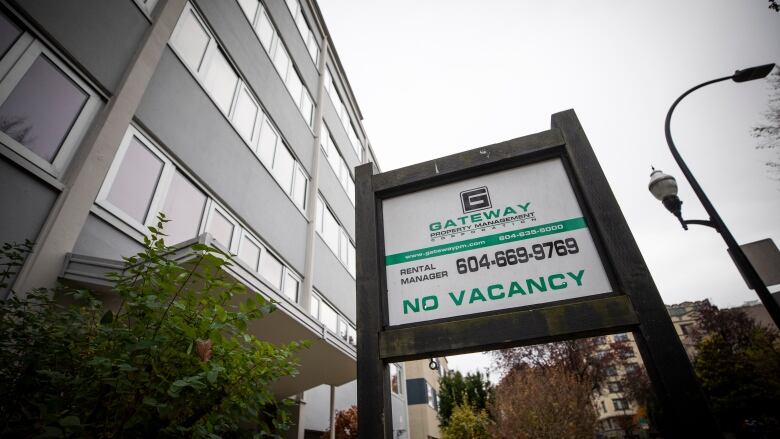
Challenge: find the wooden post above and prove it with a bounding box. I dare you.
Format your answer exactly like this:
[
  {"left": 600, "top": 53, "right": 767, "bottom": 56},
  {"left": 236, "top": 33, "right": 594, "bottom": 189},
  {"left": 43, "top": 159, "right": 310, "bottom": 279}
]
[
  {"left": 552, "top": 109, "right": 721, "bottom": 438},
  {"left": 356, "top": 163, "right": 393, "bottom": 439}
]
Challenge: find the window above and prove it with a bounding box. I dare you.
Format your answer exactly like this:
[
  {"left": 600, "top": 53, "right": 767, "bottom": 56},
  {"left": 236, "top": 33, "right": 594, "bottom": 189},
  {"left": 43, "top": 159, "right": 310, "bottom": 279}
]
[
  {"left": 282, "top": 272, "right": 299, "bottom": 302},
  {"left": 319, "top": 300, "right": 338, "bottom": 333},
  {"left": 323, "top": 69, "right": 363, "bottom": 161},
  {"left": 316, "top": 196, "right": 355, "bottom": 277},
  {"left": 625, "top": 363, "right": 640, "bottom": 375},
  {"left": 0, "top": 15, "right": 100, "bottom": 177},
  {"left": 390, "top": 363, "right": 403, "bottom": 395},
  {"left": 259, "top": 251, "right": 283, "bottom": 289},
  {"left": 170, "top": 9, "right": 210, "bottom": 71},
  {"left": 426, "top": 382, "right": 436, "bottom": 408},
  {"left": 238, "top": 233, "right": 262, "bottom": 270},
  {"left": 605, "top": 366, "right": 617, "bottom": 377},
  {"left": 607, "top": 382, "right": 622, "bottom": 393},
  {"left": 613, "top": 399, "right": 629, "bottom": 411},
  {"left": 594, "top": 336, "right": 607, "bottom": 345},
  {"left": 207, "top": 207, "right": 236, "bottom": 250},
  {"left": 99, "top": 127, "right": 211, "bottom": 243},
  {"left": 160, "top": 171, "right": 207, "bottom": 245},
  {"left": 104, "top": 137, "right": 164, "bottom": 225},
  {"left": 235, "top": 0, "right": 314, "bottom": 127},
  {"left": 282, "top": 0, "right": 320, "bottom": 64},
  {"left": 680, "top": 323, "right": 694, "bottom": 336},
  {"left": 310, "top": 294, "right": 320, "bottom": 319},
  {"left": 347, "top": 325, "right": 356, "bottom": 346},
  {"left": 171, "top": 5, "right": 309, "bottom": 212},
  {"left": 613, "top": 333, "right": 629, "bottom": 342},
  {"left": 321, "top": 124, "right": 356, "bottom": 204},
  {"left": 232, "top": 86, "right": 259, "bottom": 141},
  {"left": 254, "top": 114, "right": 307, "bottom": 211},
  {"left": 203, "top": 48, "right": 238, "bottom": 114}
]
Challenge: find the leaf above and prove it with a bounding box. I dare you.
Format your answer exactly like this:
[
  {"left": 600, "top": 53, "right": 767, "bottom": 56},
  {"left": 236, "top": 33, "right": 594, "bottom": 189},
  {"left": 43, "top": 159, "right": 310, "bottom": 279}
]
[
  {"left": 58, "top": 415, "right": 80, "bottom": 427},
  {"left": 207, "top": 367, "right": 219, "bottom": 384}
]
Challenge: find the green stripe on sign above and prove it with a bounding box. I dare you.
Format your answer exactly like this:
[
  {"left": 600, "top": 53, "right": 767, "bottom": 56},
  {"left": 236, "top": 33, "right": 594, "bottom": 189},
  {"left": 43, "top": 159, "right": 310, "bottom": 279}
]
[{"left": 385, "top": 217, "right": 587, "bottom": 266}]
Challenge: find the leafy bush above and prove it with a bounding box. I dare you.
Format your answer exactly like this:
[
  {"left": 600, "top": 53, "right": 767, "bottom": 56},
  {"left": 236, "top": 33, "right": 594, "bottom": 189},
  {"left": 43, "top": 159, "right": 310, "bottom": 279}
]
[
  {"left": 441, "top": 403, "right": 492, "bottom": 439},
  {"left": 0, "top": 215, "right": 305, "bottom": 438}
]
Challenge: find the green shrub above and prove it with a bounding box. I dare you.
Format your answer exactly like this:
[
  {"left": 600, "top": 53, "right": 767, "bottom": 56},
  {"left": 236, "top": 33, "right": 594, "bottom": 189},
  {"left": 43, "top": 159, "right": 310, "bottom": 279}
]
[{"left": 0, "top": 214, "right": 305, "bottom": 438}]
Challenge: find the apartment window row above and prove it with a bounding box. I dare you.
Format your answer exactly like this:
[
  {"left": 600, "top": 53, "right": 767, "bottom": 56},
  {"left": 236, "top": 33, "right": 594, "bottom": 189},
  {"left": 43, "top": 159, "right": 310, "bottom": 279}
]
[
  {"left": 310, "top": 291, "right": 356, "bottom": 347},
  {"left": 612, "top": 398, "right": 630, "bottom": 411},
  {"left": 235, "top": 0, "right": 314, "bottom": 127},
  {"left": 390, "top": 363, "right": 404, "bottom": 396},
  {"left": 282, "top": 0, "right": 319, "bottom": 64},
  {"left": 170, "top": 3, "right": 308, "bottom": 211},
  {"left": 315, "top": 195, "right": 356, "bottom": 277},
  {"left": 426, "top": 382, "right": 438, "bottom": 409},
  {"left": 97, "top": 126, "right": 301, "bottom": 303},
  {"left": 0, "top": 9, "right": 101, "bottom": 178},
  {"left": 323, "top": 68, "right": 363, "bottom": 160},
  {"left": 321, "top": 124, "right": 356, "bottom": 204}
]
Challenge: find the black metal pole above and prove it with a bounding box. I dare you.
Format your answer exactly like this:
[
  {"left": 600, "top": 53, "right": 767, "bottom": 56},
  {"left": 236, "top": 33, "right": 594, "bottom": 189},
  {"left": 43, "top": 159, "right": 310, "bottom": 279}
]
[{"left": 664, "top": 76, "right": 780, "bottom": 329}]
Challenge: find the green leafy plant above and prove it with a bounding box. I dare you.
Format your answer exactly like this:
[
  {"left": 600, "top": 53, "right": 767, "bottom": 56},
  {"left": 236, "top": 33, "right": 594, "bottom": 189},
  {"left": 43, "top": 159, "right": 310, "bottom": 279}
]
[
  {"left": 0, "top": 214, "right": 305, "bottom": 438},
  {"left": 441, "top": 403, "right": 492, "bottom": 439}
]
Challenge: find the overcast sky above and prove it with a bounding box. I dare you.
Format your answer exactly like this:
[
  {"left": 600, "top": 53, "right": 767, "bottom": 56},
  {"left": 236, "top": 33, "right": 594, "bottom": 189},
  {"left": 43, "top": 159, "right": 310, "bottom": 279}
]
[{"left": 318, "top": 0, "right": 780, "bottom": 378}]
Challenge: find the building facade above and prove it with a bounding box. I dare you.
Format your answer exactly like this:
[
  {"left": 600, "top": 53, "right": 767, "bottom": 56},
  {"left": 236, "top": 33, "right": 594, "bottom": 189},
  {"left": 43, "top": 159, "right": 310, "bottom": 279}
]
[
  {"left": 0, "top": 0, "right": 409, "bottom": 437},
  {"left": 404, "top": 357, "right": 448, "bottom": 439}
]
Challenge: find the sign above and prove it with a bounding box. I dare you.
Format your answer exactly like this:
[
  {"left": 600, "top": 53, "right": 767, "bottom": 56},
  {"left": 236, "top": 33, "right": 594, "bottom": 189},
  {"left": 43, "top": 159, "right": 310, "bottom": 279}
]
[
  {"left": 382, "top": 158, "right": 612, "bottom": 326},
  {"left": 357, "top": 111, "right": 719, "bottom": 439}
]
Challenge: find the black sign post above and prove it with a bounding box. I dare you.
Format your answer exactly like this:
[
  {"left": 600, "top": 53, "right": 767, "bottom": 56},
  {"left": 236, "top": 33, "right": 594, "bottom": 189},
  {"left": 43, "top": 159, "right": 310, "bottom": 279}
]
[{"left": 356, "top": 110, "right": 720, "bottom": 438}]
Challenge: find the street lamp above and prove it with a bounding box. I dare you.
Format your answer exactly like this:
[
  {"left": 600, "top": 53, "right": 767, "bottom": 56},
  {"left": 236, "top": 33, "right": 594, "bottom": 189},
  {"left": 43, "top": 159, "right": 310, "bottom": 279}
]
[{"left": 649, "top": 63, "right": 780, "bottom": 328}]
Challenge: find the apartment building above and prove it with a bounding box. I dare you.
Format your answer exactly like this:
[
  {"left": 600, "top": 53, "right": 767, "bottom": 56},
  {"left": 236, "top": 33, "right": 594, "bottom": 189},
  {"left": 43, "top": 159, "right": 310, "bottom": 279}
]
[
  {"left": 593, "top": 333, "right": 645, "bottom": 438},
  {"left": 405, "top": 357, "right": 449, "bottom": 439},
  {"left": 0, "top": 0, "right": 408, "bottom": 437}
]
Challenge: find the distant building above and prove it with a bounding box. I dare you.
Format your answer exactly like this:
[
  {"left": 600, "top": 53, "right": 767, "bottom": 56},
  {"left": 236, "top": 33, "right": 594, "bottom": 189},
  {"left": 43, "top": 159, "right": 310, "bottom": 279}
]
[
  {"left": 593, "top": 333, "right": 644, "bottom": 438},
  {"left": 405, "top": 357, "right": 449, "bottom": 439}
]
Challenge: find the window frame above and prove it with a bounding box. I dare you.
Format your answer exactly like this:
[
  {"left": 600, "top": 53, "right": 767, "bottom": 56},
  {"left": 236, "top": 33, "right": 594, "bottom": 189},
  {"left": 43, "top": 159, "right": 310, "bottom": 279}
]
[
  {"left": 0, "top": 37, "right": 101, "bottom": 178},
  {"left": 96, "top": 127, "right": 176, "bottom": 234},
  {"left": 205, "top": 202, "right": 241, "bottom": 252}
]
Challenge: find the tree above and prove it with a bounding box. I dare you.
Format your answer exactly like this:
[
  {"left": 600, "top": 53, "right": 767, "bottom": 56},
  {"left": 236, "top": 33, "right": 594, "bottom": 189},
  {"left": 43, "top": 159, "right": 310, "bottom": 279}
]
[
  {"left": 0, "top": 215, "right": 305, "bottom": 438},
  {"left": 321, "top": 405, "right": 358, "bottom": 439},
  {"left": 692, "top": 302, "right": 780, "bottom": 435},
  {"left": 489, "top": 364, "right": 598, "bottom": 439},
  {"left": 493, "top": 337, "right": 632, "bottom": 393},
  {"left": 440, "top": 403, "right": 492, "bottom": 439},
  {"left": 437, "top": 370, "right": 492, "bottom": 427},
  {"left": 752, "top": 68, "right": 780, "bottom": 180},
  {"left": 769, "top": 0, "right": 779, "bottom": 12}
]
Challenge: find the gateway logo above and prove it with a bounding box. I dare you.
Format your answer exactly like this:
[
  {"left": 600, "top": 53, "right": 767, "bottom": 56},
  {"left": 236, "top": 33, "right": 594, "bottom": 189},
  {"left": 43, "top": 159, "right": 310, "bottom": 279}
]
[{"left": 460, "top": 186, "right": 491, "bottom": 213}]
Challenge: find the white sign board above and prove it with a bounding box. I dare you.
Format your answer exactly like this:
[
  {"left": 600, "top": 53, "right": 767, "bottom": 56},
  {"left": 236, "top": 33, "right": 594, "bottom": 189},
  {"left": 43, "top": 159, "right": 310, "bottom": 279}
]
[{"left": 382, "top": 159, "right": 613, "bottom": 326}]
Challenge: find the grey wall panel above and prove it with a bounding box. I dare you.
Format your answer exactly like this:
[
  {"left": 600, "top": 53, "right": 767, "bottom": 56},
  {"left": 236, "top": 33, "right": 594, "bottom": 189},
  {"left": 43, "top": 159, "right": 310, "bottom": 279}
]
[
  {"left": 391, "top": 393, "right": 409, "bottom": 438},
  {"left": 72, "top": 214, "right": 144, "bottom": 261},
  {"left": 321, "top": 96, "right": 360, "bottom": 168},
  {"left": 12, "top": 0, "right": 148, "bottom": 93},
  {"left": 136, "top": 50, "right": 307, "bottom": 272},
  {"left": 0, "top": 157, "right": 58, "bottom": 281},
  {"left": 317, "top": 153, "right": 355, "bottom": 240},
  {"left": 264, "top": 0, "right": 319, "bottom": 91},
  {"left": 313, "top": 238, "right": 355, "bottom": 321},
  {"left": 335, "top": 380, "right": 357, "bottom": 411},
  {"left": 302, "top": 384, "right": 330, "bottom": 433},
  {"left": 192, "top": 0, "right": 315, "bottom": 172}
]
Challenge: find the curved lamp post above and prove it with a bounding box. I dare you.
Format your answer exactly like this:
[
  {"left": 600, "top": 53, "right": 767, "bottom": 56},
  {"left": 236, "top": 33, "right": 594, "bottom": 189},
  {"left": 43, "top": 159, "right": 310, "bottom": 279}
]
[{"left": 649, "top": 63, "right": 780, "bottom": 328}]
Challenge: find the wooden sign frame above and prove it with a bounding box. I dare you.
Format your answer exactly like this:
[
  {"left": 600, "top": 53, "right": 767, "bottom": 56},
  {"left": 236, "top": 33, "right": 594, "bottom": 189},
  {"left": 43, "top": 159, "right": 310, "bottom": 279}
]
[{"left": 356, "top": 110, "right": 719, "bottom": 438}]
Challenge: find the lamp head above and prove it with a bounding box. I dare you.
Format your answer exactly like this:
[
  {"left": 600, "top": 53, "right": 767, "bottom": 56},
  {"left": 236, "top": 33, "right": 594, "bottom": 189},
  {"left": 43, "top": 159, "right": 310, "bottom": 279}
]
[
  {"left": 648, "top": 168, "right": 678, "bottom": 201},
  {"left": 732, "top": 63, "right": 776, "bottom": 83}
]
